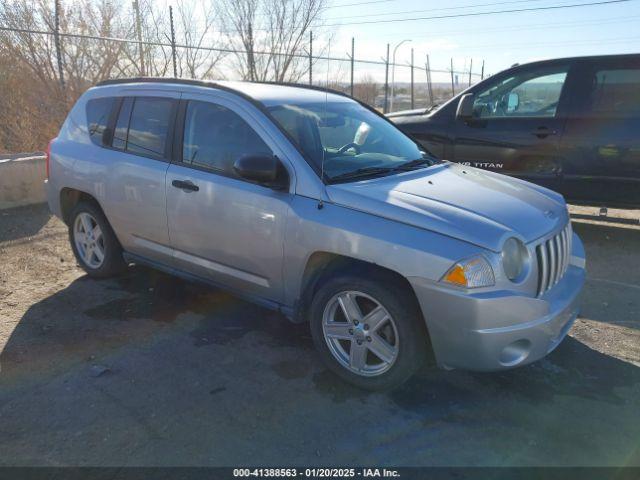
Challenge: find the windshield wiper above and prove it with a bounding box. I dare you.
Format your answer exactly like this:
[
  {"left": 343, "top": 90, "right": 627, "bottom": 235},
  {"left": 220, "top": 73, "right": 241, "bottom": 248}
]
[
  {"left": 392, "top": 157, "right": 436, "bottom": 171},
  {"left": 328, "top": 158, "right": 438, "bottom": 183},
  {"left": 328, "top": 166, "right": 395, "bottom": 183}
]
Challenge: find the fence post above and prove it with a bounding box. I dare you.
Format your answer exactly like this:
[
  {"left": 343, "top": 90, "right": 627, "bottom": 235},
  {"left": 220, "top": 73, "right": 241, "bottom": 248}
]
[
  {"left": 169, "top": 5, "right": 177, "bottom": 78},
  {"left": 468, "top": 58, "right": 473, "bottom": 86},
  {"left": 133, "top": 0, "right": 145, "bottom": 76},
  {"left": 450, "top": 58, "right": 455, "bottom": 96},
  {"left": 350, "top": 37, "right": 354, "bottom": 97},
  {"left": 481, "top": 60, "right": 485, "bottom": 80},
  {"left": 309, "top": 31, "right": 313, "bottom": 85},
  {"left": 410, "top": 48, "right": 414, "bottom": 109},
  {"left": 383, "top": 43, "right": 389, "bottom": 114},
  {"left": 53, "top": 0, "right": 65, "bottom": 91}
]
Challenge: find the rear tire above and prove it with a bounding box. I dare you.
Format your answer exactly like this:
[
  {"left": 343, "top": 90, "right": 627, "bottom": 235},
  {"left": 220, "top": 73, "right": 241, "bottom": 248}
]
[
  {"left": 309, "top": 273, "right": 427, "bottom": 391},
  {"left": 69, "top": 201, "right": 127, "bottom": 278}
]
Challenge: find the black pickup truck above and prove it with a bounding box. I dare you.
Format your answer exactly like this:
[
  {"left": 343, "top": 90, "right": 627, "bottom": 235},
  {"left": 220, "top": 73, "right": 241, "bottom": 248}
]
[{"left": 390, "top": 54, "right": 640, "bottom": 208}]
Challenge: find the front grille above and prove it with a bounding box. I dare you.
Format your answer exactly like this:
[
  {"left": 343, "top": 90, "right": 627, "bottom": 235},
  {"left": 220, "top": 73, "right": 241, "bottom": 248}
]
[{"left": 536, "top": 222, "right": 572, "bottom": 297}]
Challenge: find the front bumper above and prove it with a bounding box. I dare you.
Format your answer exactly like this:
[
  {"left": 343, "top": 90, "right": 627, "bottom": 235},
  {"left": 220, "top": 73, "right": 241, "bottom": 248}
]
[{"left": 409, "top": 233, "right": 586, "bottom": 371}]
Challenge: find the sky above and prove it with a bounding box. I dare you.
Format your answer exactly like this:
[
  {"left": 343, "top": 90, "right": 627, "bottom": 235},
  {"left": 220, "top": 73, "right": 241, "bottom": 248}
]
[{"left": 314, "top": 0, "right": 640, "bottom": 83}]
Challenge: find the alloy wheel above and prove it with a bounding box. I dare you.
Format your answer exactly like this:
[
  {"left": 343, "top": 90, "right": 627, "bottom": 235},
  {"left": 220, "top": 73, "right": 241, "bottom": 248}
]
[
  {"left": 73, "top": 212, "right": 105, "bottom": 269},
  {"left": 322, "top": 290, "right": 399, "bottom": 377}
]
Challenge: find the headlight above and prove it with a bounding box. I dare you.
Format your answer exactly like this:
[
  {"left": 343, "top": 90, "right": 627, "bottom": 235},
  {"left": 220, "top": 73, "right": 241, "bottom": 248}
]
[
  {"left": 501, "top": 237, "right": 528, "bottom": 282},
  {"left": 442, "top": 256, "right": 495, "bottom": 288}
]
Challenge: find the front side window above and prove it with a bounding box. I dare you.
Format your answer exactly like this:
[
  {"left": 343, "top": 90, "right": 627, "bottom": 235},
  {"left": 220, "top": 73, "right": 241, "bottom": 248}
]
[
  {"left": 182, "top": 101, "right": 272, "bottom": 175},
  {"left": 267, "top": 101, "right": 431, "bottom": 182},
  {"left": 585, "top": 68, "right": 640, "bottom": 117},
  {"left": 86, "top": 97, "right": 114, "bottom": 146},
  {"left": 473, "top": 67, "right": 569, "bottom": 119}
]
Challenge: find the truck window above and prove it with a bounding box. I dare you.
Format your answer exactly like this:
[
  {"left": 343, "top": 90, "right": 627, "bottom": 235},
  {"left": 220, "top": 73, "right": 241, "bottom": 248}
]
[
  {"left": 586, "top": 68, "right": 640, "bottom": 117},
  {"left": 473, "top": 67, "right": 569, "bottom": 119}
]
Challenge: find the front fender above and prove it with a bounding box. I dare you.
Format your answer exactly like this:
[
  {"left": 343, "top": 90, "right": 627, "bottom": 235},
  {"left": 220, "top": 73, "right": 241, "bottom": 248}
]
[{"left": 282, "top": 195, "right": 485, "bottom": 308}]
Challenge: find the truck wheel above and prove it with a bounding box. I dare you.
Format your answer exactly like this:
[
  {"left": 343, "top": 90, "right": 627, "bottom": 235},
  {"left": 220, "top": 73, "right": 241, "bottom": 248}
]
[
  {"left": 309, "top": 273, "right": 426, "bottom": 391},
  {"left": 69, "top": 201, "right": 126, "bottom": 278}
]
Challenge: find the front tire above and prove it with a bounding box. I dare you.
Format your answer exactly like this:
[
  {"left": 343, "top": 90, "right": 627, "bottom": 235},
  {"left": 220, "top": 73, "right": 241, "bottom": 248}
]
[
  {"left": 309, "top": 273, "right": 427, "bottom": 391},
  {"left": 69, "top": 201, "right": 126, "bottom": 278}
]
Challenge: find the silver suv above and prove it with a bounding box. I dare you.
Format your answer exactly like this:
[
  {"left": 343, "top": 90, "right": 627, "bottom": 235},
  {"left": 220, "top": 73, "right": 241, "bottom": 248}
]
[{"left": 45, "top": 79, "right": 586, "bottom": 390}]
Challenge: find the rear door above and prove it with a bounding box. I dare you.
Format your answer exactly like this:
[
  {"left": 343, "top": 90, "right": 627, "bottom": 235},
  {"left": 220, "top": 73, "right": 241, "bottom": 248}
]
[
  {"left": 100, "top": 93, "right": 179, "bottom": 265},
  {"left": 452, "top": 61, "right": 576, "bottom": 192},
  {"left": 559, "top": 56, "right": 640, "bottom": 206}
]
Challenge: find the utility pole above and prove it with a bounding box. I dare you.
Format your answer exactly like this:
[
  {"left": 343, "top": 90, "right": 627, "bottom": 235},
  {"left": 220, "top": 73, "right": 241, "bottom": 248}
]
[
  {"left": 468, "top": 58, "right": 473, "bottom": 86},
  {"left": 309, "top": 31, "right": 313, "bottom": 85},
  {"left": 390, "top": 39, "right": 411, "bottom": 113},
  {"left": 481, "top": 60, "right": 485, "bottom": 80},
  {"left": 450, "top": 58, "right": 455, "bottom": 97},
  {"left": 350, "top": 37, "right": 355, "bottom": 97},
  {"left": 426, "top": 54, "right": 434, "bottom": 106},
  {"left": 410, "top": 48, "right": 414, "bottom": 109},
  {"left": 169, "top": 5, "right": 177, "bottom": 78},
  {"left": 383, "top": 43, "right": 389, "bottom": 114},
  {"left": 133, "top": 0, "right": 145, "bottom": 76},
  {"left": 53, "top": 0, "right": 65, "bottom": 91}
]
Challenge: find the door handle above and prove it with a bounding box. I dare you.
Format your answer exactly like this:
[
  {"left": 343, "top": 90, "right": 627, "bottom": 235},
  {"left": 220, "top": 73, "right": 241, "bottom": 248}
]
[
  {"left": 531, "top": 127, "right": 557, "bottom": 139},
  {"left": 171, "top": 179, "right": 199, "bottom": 192}
]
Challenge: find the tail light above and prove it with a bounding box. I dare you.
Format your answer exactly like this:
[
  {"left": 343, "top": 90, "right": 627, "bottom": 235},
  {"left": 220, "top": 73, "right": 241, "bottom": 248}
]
[{"left": 45, "top": 138, "right": 54, "bottom": 179}]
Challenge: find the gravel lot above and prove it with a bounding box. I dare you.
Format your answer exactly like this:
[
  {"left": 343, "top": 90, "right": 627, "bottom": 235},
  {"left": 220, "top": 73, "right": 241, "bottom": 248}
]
[{"left": 0, "top": 203, "right": 639, "bottom": 467}]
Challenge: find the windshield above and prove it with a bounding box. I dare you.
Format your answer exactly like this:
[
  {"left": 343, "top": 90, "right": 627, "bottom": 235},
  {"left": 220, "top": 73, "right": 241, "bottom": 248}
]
[{"left": 267, "top": 101, "right": 430, "bottom": 182}]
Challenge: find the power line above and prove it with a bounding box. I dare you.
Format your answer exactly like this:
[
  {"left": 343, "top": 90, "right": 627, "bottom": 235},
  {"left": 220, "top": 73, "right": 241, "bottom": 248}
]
[
  {"left": 326, "top": 0, "right": 397, "bottom": 8},
  {"left": 317, "top": 0, "right": 633, "bottom": 27},
  {"left": 200, "top": 0, "right": 634, "bottom": 34},
  {"left": 455, "top": 33, "right": 640, "bottom": 50},
  {"left": 325, "top": 0, "right": 552, "bottom": 21},
  {"left": 0, "top": 25, "right": 480, "bottom": 74},
  {"left": 380, "top": 13, "right": 640, "bottom": 38}
]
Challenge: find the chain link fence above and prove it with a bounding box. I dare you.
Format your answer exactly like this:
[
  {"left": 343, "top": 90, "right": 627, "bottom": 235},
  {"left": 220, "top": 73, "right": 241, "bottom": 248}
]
[{"left": 0, "top": 13, "right": 484, "bottom": 115}]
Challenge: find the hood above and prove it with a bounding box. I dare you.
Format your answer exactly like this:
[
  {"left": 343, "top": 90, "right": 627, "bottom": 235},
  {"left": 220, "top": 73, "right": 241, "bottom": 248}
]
[{"left": 327, "top": 162, "right": 568, "bottom": 252}]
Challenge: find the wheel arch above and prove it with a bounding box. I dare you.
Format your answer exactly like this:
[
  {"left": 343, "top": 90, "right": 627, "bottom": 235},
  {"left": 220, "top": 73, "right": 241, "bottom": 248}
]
[
  {"left": 59, "top": 188, "right": 105, "bottom": 226},
  {"left": 294, "top": 251, "right": 426, "bottom": 331}
]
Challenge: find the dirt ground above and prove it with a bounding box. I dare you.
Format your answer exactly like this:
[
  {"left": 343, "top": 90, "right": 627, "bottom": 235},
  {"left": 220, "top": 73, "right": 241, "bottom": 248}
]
[{"left": 0, "top": 203, "right": 639, "bottom": 467}]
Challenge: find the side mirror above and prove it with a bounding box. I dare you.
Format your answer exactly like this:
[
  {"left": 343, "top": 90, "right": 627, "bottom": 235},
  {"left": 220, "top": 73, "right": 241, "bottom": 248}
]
[
  {"left": 233, "top": 154, "right": 289, "bottom": 190},
  {"left": 507, "top": 92, "right": 519, "bottom": 113},
  {"left": 456, "top": 93, "right": 475, "bottom": 121}
]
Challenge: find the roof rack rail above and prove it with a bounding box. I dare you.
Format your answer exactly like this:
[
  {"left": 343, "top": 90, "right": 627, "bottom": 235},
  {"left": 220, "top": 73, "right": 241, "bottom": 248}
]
[
  {"left": 96, "top": 77, "right": 219, "bottom": 88},
  {"left": 95, "top": 77, "right": 350, "bottom": 99}
]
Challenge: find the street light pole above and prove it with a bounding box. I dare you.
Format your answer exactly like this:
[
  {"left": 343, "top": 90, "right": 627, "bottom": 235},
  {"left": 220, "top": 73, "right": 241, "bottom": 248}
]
[{"left": 390, "top": 39, "right": 411, "bottom": 113}]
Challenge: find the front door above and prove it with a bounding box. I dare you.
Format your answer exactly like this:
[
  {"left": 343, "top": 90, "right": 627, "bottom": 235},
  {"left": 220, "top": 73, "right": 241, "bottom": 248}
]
[
  {"left": 165, "top": 94, "right": 293, "bottom": 303},
  {"left": 560, "top": 56, "right": 640, "bottom": 206},
  {"left": 452, "top": 63, "right": 573, "bottom": 193}
]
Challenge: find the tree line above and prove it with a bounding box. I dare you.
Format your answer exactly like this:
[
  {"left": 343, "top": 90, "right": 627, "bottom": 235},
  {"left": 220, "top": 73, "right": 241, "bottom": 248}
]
[{"left": 0, "top": 0, "right": 383, "bottom": 153}]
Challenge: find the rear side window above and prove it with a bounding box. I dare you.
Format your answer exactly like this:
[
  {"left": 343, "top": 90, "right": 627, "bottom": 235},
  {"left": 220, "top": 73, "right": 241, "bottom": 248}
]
[
  {"left": 586, "top": 68, "right": 640, "bottom": 117},
  {"left": 112, "top": 98, "right": 133, "bottom": 151},
  {"left": 182, "top": 101, "right": 272, "bottom": 175},
  {"left": 111, "top": 97, "right": 174, "bottom": 159},
  {"left": 86, "top": 97, "right": 114, "bottom": 146}
]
